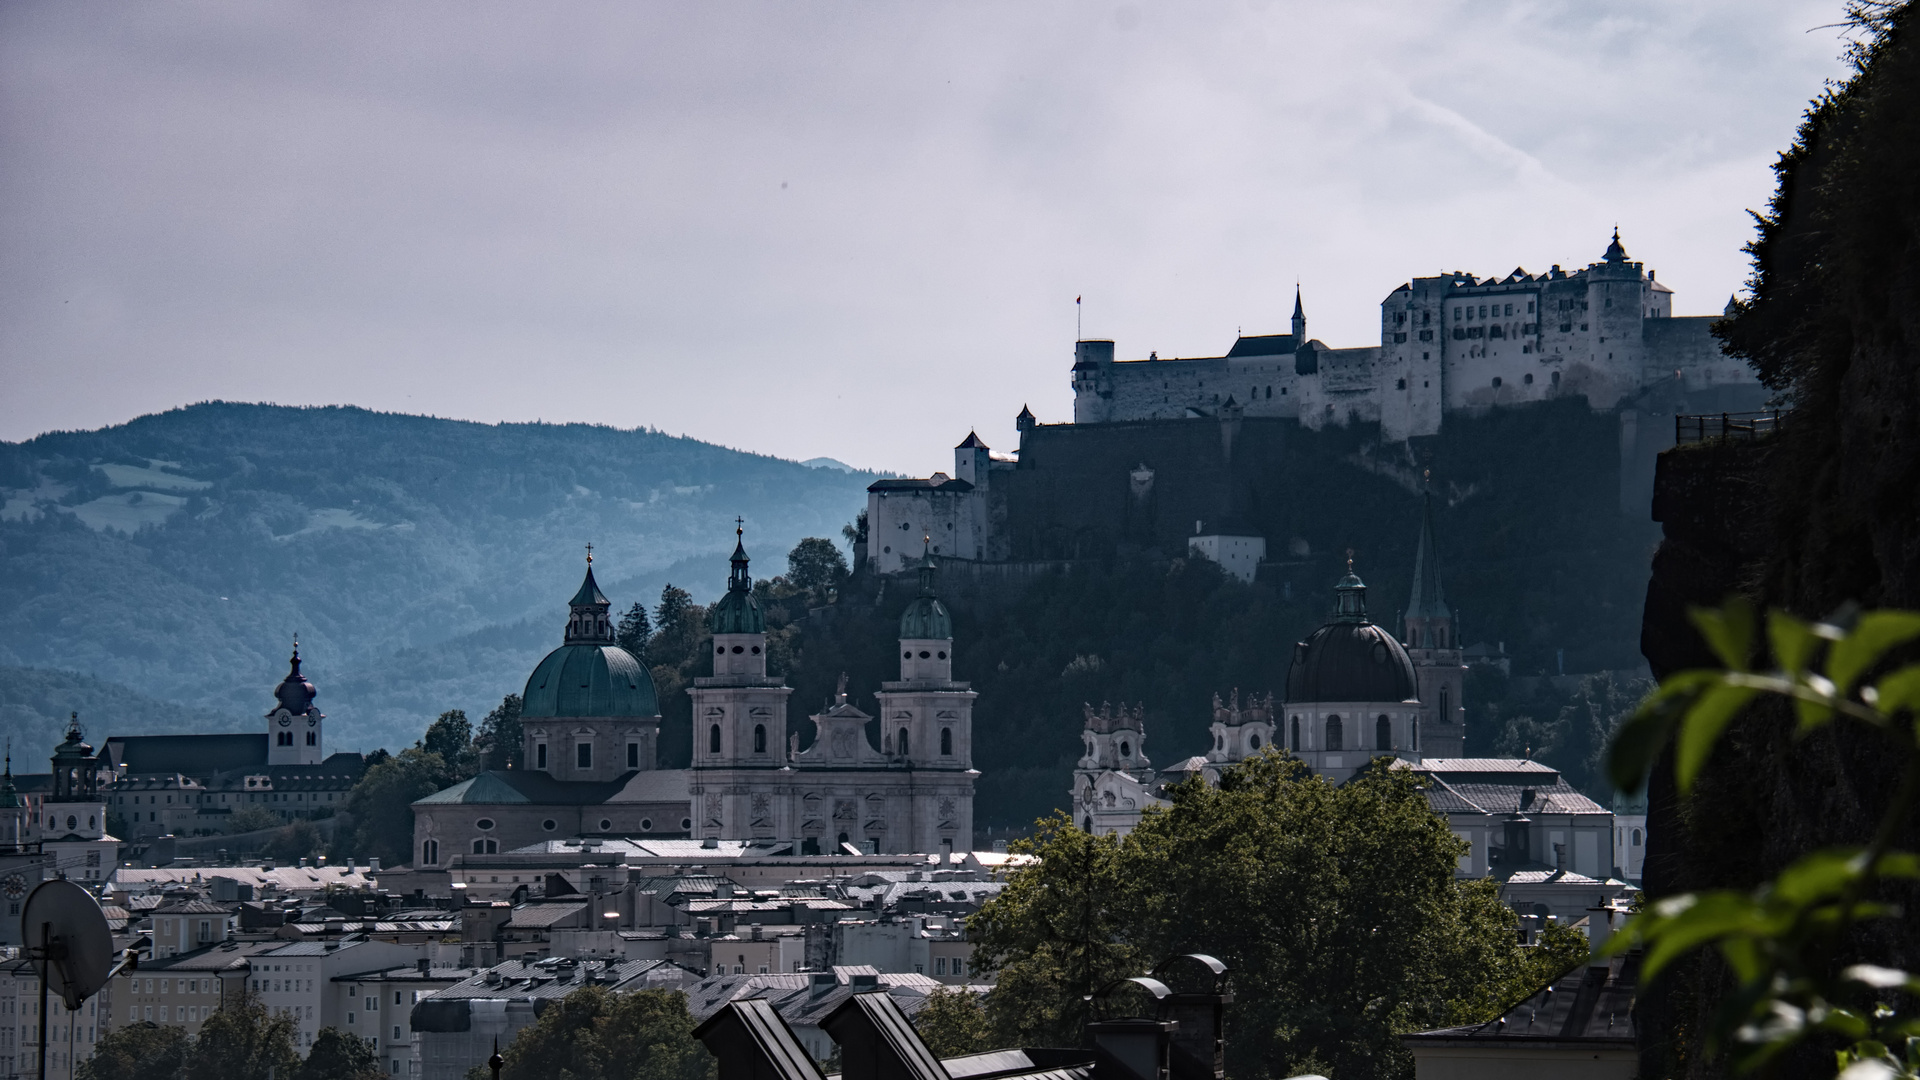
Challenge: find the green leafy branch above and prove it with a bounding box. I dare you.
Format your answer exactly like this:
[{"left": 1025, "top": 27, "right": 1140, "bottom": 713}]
[{"left": 1606, "top": 602, "right": 1920, "bottom": 1077}]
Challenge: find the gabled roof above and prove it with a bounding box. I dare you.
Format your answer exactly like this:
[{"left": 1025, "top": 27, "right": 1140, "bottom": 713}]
[
  {"left": 956, "top": 432, "right": 989, "bottom": 450},
  {"left": 1224, "top": 333, "right": 1298, "bottom": 358},
  {"left": 414, "top": 769, "right": 640, "bottom": 807},
  {"left": 1402, "top": 954, "right": 1637, "bottom": 1046},
  {"left": 867, "top": 477, "right": 975, "bottom": 494}
]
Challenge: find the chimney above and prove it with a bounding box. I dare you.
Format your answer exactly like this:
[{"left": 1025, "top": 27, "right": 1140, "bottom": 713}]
[
  {"left": 416, "top": 957, "right": 431, "bottom": 975},
  {"left": 369, "top": 857, "right": 381, "bottom": 873},
  {"left": 1087, "top": 1019, "right": 1175, "bottom": 1080}
]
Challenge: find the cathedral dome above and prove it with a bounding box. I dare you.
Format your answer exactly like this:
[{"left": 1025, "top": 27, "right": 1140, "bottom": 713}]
[
  {"left": 1284, "top": 567, "right": 1418, "bottom": 704},
  {"left": 522, "top": 643, "right": 658, "bottom": 719},
  {"left": 524, "top": 557, "right": 660, "bottom": 719}
]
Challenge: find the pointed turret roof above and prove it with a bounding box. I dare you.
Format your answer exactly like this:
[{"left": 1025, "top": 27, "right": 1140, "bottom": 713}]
[
  {"left": 1015, "top": 404, "right": 1036, "bottom": 424},
  {"left": 569, "top": 565, "right": 610, "bottom": 609},
  {"left": 1292, "top": 285, "right": 1305, "bottom": 320},
  {"left": 710, "top": 522, "right": 766, "bottom": 635},
  {"left": 0, "top": 749, "right": 21, "bottom": 810},
  {"left": 1407, "top": 489, "right": 1451, "bottom": 622},
  {"left": 272, "top": 641, "right": 320, "bottom": 716},
  {"left": 1602, "top": 227, "right": 1629, "bottom": 264},
  {"left": 957, "top": 431, "right": 989, "bottom": 450}
]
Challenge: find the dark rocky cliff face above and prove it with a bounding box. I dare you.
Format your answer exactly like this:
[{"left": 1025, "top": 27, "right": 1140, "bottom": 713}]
[{"left": 1636, "top": 7, "right": 1920, "bottom": 1074}]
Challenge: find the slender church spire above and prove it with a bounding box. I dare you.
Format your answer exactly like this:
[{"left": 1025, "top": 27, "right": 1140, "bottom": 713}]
[{"left": 1407, "top": 478, "right": 1450, "bottom": 624}]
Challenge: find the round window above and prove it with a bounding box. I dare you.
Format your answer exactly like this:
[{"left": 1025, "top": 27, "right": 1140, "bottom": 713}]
[
  {"left": 731, "top": 645, "right": 744, "bottom": 654},
  {"left": 918, "top": 651, "right": 930, "bottom": 659},
  {"left": 542, "top": 819, "right": 557, "bottom": 832},
  {"left": 681, "top": 818, "right": 693, "bottom": 831},
  {"left": 640, "top": 818, "right": 654, "bottom": 831},
  {"left": 476, "top": 818, "right": 495, "bottom": 831},
  {"left": 66, "top": 815, "right": 76, "bottom": 831},
  {"left": 903, "top": 651, "right": 912, "bottom": 659},
  {"left": 751, "top": 645, "right": 761, "bottom": 654},
  {"left": 937, "top": 651, "right": 947, "bottom": 660},
  {"left": 715, "top": 646, "right": 725, "bottom": 655},
  {"left": 599, "top": 818, "right": 612, "bottom": 831}
]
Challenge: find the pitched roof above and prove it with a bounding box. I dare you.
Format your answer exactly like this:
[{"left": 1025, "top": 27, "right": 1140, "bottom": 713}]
[
  {"left": 414, "top": 769, "right": 640, "bottom": 807},
  {"left": 1403, "top": 955, "right": 1637, "bottom": 1045},
  {"left": 102, "top": 734, "right": 267, "bottom": 775},
  {"left": 1223, "top": 333, "right": 1298, "bottom": 358},
  {"left": 867, "top": 477, "right": 975, "bottom": 494}
]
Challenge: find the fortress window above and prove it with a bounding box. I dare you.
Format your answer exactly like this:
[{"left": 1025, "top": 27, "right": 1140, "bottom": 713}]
[
  {"left": 1397, "top": 379, "right": 1406, "bottom": 390},
  {"left": 577, "top": 743, "right": 592, "bottom": 769},
  {"left": 1551, "top": 371, "right": 1561, "bottom": 385},
  {"left": 1492, "top": 377, "right": 1502, "bottom": 388},
  {"left": 1478, "top": 305, "right": 1487, "bottom": 318},
  {"left": 1422, "top": 311, "right": 1431, "bottom": 325},
  {"left": 1280, "top": 387, "right": 1287, "bottom": 395},
  {"left": 753, "top": 724, "right": 766, "bottom": 753},
  {"left": 1504, "top": 304, "right": 1514, "bottom": 316},
  {"left": 941, "top": 728, "right": 953, "bottom": 755},
  {"left": 1524, "top": 373, "right": 1533, "bottom": 384},
  {"left": 1326, "top": 716, "right": 1343, "bottom": 751},
  {"left": 1528, "top": 301, "right": 1536, "bottom": 313},
  {"left": 709, "top": 725, "right": 721, "bottom": 754},
  {"left": 1265, "top": 386, "right": 1272, "bottom": 398}
]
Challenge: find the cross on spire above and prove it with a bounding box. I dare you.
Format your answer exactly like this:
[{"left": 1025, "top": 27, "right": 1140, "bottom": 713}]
[
  {"left": 1346, "top": 548, "right": 1355, "bottom": 574},
  {"left": 584, "top": 542, "right": 594, "bottom": 564},
  {"left": 736, "top": 516, "right": 744, "bottom": 538}
]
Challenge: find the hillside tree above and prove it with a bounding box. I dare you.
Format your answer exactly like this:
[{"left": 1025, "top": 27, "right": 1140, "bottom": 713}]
[
  {"left": 616, "top": 602, "right": 652, "bottom": 659},
  {"left": 475, "top": 694, "right": 523, "bottom": 771}
]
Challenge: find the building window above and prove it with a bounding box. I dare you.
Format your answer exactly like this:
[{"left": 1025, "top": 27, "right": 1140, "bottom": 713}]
[
  {"left": 542, "top": 819, "right": 557, "bottom": 831},
  {"left": 1249, "top": 733, "right": 1261, "bottom": 751},
  {"left": 1632, "top": 828, "right": 1643, "bottom": 846},
  {"left": 709, "top": 725, "right": 722, "bottom": 754},
  {"left": 1291, "top": 716, "right": 1301, "bottom": 750},
  {"left": 753, "top": 725, "right": 766, "bottom": 754},
  {"left": 1376, "top": 715, "right": 1391, "bottom": 751},
  {"left": 1118, "top": 740, "right": 1129, "bottom": 757},
  {"left": 627, "top": 742, "right": 640, "bottom": 769},
  {"left": 899, "top": 728, "right": 911, "bottom": 756},
  {"left": 1326, "top": 715, "right": 1343, "bottom": 751},
  {"left": 1491, "top": 376, "right": 1502, "bottom": 388},
  {"left": 535, "top": 744, "right": 547, "bottom": 769},
  {"left": 940, "top": 728, "right": 953, "bottom": 755},
  {"left": 576, "top": 743, "right": 592, "bottom": 769},
  {"left": 421, "top": 840, "right": 438, "bottom": 866},
  {"left": 470, "top": 838, "right": 497, "bottom": 855},
  {"left": 1439, "top": 685, "right": 1450, "bottom": 719},
  {"left": 305, "top": 732, "right": 317, "bottom": 746},
  {"left": 475, "top": 818, "right": 494, "bottom": 831}
]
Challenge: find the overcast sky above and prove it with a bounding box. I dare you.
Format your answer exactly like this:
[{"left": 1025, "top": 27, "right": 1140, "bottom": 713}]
[{"left": 0, "top": 1, "right": 1850, "bottom": 475}]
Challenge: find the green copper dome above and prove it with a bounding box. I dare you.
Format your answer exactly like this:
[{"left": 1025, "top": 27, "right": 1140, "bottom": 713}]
[
  {"left": 898, "top": 549, "right": 952, "bottom": 639},
  {"left": 523, "top": 560, "right": 659, "bottom": 719},
  {"left": 522, "top": 642, "right": 657, "bottom": 718},
  {"left": 709, "top": 531, "right": 766, "bottom": 635}
]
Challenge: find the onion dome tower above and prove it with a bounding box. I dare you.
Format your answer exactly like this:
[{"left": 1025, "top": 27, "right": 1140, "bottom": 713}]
[
  {"left": 0, "top": 750, "right": 28, "bottom": 852},
  {"left": 896, "top": 543, "right": 953, "bottom": 683},
  {"left": 521, "top": 547, "right": 660, "bottom": 781},
  {"left": 1282, "top": 558, "right": 1424, "bottom": 781},
  {"left": 267, "top": 641, "right": 325, "bottom": 766},
  {"left": 873, "top": 540, "right": 976, "bottom": 856},
  {"left": 689, "top": 523, "right": 793, "bottom": 837}
]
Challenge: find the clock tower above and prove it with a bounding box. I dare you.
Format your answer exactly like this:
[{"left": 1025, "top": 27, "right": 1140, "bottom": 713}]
[{"left": 267, "top": 642, "right": 325, "bottom": 766}]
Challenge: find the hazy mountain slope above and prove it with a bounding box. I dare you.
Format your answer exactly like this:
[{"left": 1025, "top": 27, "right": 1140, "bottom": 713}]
[
  {"left": 0, "top": 403, "right": 875, "bottom": 751},
  {"left": 0, "top": 665, "right": 252, "bottom": 766}
]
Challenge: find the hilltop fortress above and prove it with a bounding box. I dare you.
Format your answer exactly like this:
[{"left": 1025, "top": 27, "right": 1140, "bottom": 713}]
[
  {"left": 863, "top": 232, "right": 1770, "bottom": 583},
  {"left": 1071, "top": 230, "right": 1759, "bottom": 442}
]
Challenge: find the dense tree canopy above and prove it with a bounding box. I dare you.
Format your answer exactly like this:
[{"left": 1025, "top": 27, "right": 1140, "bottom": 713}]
[
  {"left": 182, "top": 994, "right": 301, "bottom": 1080},
  {"left": 78, "top": 1022, "right": 190, "bottom": 1080},
  {"left": 970, "top": 754, "right": 1587, "bottom": 1080},
  {"left": 481, "top": 985, "right": 713, "bottom": 1080}
]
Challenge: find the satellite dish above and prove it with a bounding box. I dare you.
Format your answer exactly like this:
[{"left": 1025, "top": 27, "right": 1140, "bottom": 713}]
[{"left": 21, "top": 879, "right": 113, "bottom": 1010}]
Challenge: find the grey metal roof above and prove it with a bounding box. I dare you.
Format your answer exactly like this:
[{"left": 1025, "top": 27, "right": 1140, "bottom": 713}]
[
  {"left": 693, "top": 997, "right": 828, "bottom": 1080},
  {"left": 1403, "top": 955, "right": 1636, "bottom": 1045}
]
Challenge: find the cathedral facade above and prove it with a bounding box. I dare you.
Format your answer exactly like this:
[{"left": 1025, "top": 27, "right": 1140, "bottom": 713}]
[{"left": 411, "top": 536, "right": 977, "bottom": 873}]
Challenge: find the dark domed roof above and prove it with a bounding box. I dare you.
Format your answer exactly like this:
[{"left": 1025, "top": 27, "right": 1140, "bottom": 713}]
[
  {"left": 522, "top": 643, "right": 658, "bottom": 719},
  {"left": 1285, "top": 622, "right": 1418, "bottom": 704},
  {"left": 273, "top": 645, "right": 318, "bottom": 715},
  {"left": 1284, "top": 566, "right": 1418, "bottom": 704}
]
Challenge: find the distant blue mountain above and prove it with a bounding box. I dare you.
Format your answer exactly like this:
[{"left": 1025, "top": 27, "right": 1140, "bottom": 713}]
[{"left": 0, "top": 403, "right": 877, "bottom": 752}]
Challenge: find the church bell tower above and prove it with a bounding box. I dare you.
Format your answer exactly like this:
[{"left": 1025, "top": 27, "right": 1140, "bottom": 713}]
[
  {"left": 267, "top": 642, "right": 324, "bottom": 766},
  {"left": 1402, "top": 485, "right": 1466, "bottom": 757}
]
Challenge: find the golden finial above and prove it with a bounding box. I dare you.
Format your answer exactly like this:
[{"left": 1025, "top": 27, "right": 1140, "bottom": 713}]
[
  {"left": 735, "top": 516, "right": 744, "bottom": 539},
  {"left": 1346, "top": 548, "right": 1355, "bottom": 574},
  {"left": 584, "top": 542, "right": 594, "bottom": 565}
]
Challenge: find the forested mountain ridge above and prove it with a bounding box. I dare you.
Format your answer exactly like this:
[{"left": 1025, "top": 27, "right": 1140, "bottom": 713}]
[{"left": 0, "top": 403, "right": 876, "bottom": 751}]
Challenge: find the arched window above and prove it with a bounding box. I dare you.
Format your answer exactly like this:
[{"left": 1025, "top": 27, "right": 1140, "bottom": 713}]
[
  {"left": 1083, "top": 818, "right": 1093, "bottom": 832},
  {"left": 709, "top": 725, "right": 721, "bottom": 754},
  {"left": 899, "top": 728, "right": 910, "bottom": 756},
  {"left": 940, "top": 728, "right": 953, "bottom": 755},
  {"left": 471, "top": 838, "right": 497, "bottom": 855},
  {"left": 1439, "top": 685, "right": 1450, "bottom": 721},
  {"left": 753, "top": 725, "right": 766, "bottom": 753},
  {"left": 1413, "top": 719, "right": 1420, "bottom": 751},
  {"left": 1291, "top": 716, "right": 1301, "bottom": 751},
  {"left": 1437, "top": 627, "right": 1448, "bottom": 648},
  {"left": 1249, "top": 733, "right": 1261, "bottom": 751},
  {"left": 1376, "top": 715, "right": 1392, "bottom": 751},
  {"left": 422, "top": 840, "right": 438, "bottom": 866},
  {"left": 1326, "top": 715, "right": 1343, "bottom": 751},
  {"left": 1632, "top": 829, "right": 1643, "bottom": 847},
  {"left": 1119, "top": 740, "right": 1130, "bottom": 757}
]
